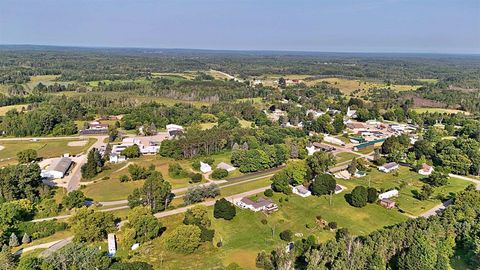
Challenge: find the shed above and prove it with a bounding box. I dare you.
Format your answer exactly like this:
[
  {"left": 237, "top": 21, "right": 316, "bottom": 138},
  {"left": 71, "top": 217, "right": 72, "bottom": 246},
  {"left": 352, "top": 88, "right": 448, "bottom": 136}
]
[
  {"left": 378, "top": 189, "right": 399, "bottom": 200},
  {"left": 200, "top": 162, "right": 212, "bottom": 173},
  {"left": 216, "top": 162, "right": 236, "bottom": 172}
]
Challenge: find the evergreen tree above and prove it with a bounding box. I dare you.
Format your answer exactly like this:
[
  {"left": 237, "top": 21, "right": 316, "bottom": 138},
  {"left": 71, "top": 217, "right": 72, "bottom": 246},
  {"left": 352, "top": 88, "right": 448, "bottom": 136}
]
[
  {"left": 21, "top": 233, "right": 30, "bottom": 244},
  {"left": 213, "top": 198, "right": 236, "bottom": 220},
  {"left": 9, "top": 233, "right": 19, "bottom": 247}
]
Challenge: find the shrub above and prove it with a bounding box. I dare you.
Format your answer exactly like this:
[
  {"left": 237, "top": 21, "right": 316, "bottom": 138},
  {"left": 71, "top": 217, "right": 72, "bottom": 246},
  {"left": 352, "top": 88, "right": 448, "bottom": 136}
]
[
  {"left": 168, "top": 163, "right": 188, "bottom": 179},
  {"left": 261, "top": 219, "right": 268, "bottom": 225},
  {"left": 18, "top": 221, "right": 68, "bottom": 240},
  {"left": 119, "top": 174, "right": 130, "bottom": 182},
  {"left": 211, "top": 168, "right": 228, "bottom": 180},
  {"left": 349, "top": 186, "right": 368, "bottom": 208},
  {"left": 213, "top": 198, "right": 236, "bottom": 220},
  {"left": 62, "top": 190, "right": 86, "bottom": 209},
  {"left": 204, "top": 157, "right": 215, "bottom": 165},
  {"left": 190, "top": 173, "right": 202, "bottom": 183},
  {"left": 191, "top": 161, "right": 201, "bottom": 171},
  {"left": 264, "top": 189, "right": 274, "bottom": 197},
  {"left": 328, "top": 222, "right": 337, "bottom": 230},
  {"left": 279, "top": 230, "right": 293, "bottom": 241}
]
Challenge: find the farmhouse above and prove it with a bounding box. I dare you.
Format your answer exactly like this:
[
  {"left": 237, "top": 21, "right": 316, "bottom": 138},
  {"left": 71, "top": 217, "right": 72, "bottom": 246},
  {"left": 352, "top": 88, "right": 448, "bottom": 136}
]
[
  {"left": 380, "top": 198, "right": 396, "bottom": 209},
  {"left": 216, "top": 162, "right": 236, "bottom": 172},
  {"left": 237, "top": 197, "right": 278, "bottom": 213},
  {"left": 378, "top": 162, "right": 399, "bottom": 173},
  {"left": 418, "top": 163, "right": 434, "bottom": 176},
  {"left": 378, "top": 189, "right": 399, "bottom": 200},
  {"left": 292, "top": 185, "right": 311, "bottom": 197},
  {"left": 41, "top": 157, "right": 73, "bottom": 179}
]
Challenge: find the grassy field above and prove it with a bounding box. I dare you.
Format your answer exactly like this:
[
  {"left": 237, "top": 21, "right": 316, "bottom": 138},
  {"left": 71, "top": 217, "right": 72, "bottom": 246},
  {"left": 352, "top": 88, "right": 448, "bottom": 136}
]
[
  {"left": 82, "top": 152, "right": 240, "bottom": 202},
  {"left": 0, "top": 138, "right": 95, "bottom": 166},
  {"left": 0, "top": 104, "right": 29, "bottom": 116},
  {"left": 336, "top": 166, "right": 472, "bottom": 216},
  {"left": 412, "top": 107, "right": 470, "bottom": 115},
  {"left": 335, "top": 152, "right": 359, "bottom": 163},
  {"left": 131, "top": 184, "right": 407, "bottom": 269}
]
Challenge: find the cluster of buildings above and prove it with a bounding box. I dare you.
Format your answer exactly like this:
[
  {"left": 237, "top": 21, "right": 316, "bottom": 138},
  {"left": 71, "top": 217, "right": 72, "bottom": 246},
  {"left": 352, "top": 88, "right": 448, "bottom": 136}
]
[
  {"left": 109, "top": 137, "right": 161, "bottom": 163},
  {"left": 236, "top": 197, "right": 278, "bottom": 213},
  {"left": 79, "top": 121, "right": 109, "bottom": 135}
]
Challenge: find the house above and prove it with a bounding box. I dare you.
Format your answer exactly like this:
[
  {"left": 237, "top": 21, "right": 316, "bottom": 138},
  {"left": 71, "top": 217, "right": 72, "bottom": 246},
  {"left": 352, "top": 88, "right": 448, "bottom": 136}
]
[
  {"left": 418, "top": 163, "right": 434, "bottom": 176},
  {"left": 166, "top": 124, "right": 184, "bottom": 138},
  {"left": 237, "top": 197, "right": 278, "bottom": 213},
  {"left": 306, "top": 109, "right": 325, "bottom": 119},
  {"left": 108, "top": 234, "right": 116, "bottom": 256},
  {"left": 380, "top": 198, "right": 396, "bottom": 209},
  {"left": 378, "top": 162, "right": 399, "bottom": 173},
  {"left": 346, "top": 107, "right": 357, "bottom": 118},
  {"left": 41, "top": 157, "right": 73, "bottom": 179},
  {"left": 79, "top": 120, "right": 109, "bottom": 135},
  {"left": 378, "top": 189, "right": 399, "bottom": 200},
  {"left": 216, "top": 162, "right": 236, "bottom": 172},
  {"left": 306, "top": 142, "right": 336, "bottom": 156},
  {"left": 334, "top": 170, "right": 351, "bottom": 180},
  {"left": 334, "top": 184, "right": 346, "bottom": 194},
  {"left": 323, "top": 135, "right": 345, "bottom": 146},
  {"left": 109, "top": 154, "right": 126, "bottom": 163},
  {"left": 292, "top": 185, "right": 311, "bottom": 197},
  {"left": 200, "top": 162, "right": 212, "bottom": 173}
]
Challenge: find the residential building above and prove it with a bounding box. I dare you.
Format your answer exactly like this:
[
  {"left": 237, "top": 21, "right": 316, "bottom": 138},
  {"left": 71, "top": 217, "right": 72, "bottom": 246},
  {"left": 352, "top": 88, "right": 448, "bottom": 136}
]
[
  {"left": 109, "top": 154, "right": 126, "bottom": 163},
  {"left": 380, "top": 198, "right": 396, "bottom": 209},
  {"left": 306, "top": 142, "right": 336, "bottom": 156},
  {"left": 378, "top": 189, "right": 399, "bottom": 200},
  {"left": 334, "top": 170, "right": 351, "bottom": 180},
  {"left": 418, "top": 163, "right": 434, "bottom": 176},
  {"left": 216, "top": 162, "right": 236, "bottom": 172},
  {"left": 41, "top": 157, "right": 73, "bottom": 179},
  {"left": 292, "top": 185, "right": 311, "bottom": 197},
  {"left": 166, "top": 124, "right": 184, "bottom": 138},
  {"left": 237, "top": 197, "right": 278, "bottom": 213},
  {"left": 378, "top": 162, "right": 399, "bottom": 173},
  {"left": 323, "top": 135, "right": 345, "bottom": 146}
]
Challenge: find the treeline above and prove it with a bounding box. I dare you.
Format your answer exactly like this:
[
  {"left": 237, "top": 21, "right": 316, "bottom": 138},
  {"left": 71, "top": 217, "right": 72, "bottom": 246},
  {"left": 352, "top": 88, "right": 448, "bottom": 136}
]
[
  {"left": 256, "top": 187, "right": 480, "bottom": 270},
  {"left": 0, "top": 94, "right": 45, "bottom": 107}
]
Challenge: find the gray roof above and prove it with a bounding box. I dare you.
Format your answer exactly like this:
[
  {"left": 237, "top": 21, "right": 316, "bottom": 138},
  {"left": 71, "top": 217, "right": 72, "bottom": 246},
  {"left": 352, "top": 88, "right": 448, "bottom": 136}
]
[
  {"left": 217, "top": 162, "right": 235, "bottom": 170},
  {"left": 383, "top": 162, "right": 398, "bottom": 170},
  {"left": 294, "top": 185, "right": 310, "bottom": 194},
  {"left": 240, "top": 197, "right": 274, "bottom": 209},
  {"left": 49, "top": 157, "right": 73, "bottom": 174}
]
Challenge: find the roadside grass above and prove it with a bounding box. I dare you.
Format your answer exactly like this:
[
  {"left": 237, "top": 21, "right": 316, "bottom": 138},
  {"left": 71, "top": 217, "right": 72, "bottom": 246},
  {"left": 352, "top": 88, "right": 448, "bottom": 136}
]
[
  {"left": 0, "top": 104, "right": 29, "bottom": 116},
  {"left": 0, "top": 138, "right": 95, "bottom": 165},
  {"left": 82, "top": 178, "right": 144, "bottom": 202}
]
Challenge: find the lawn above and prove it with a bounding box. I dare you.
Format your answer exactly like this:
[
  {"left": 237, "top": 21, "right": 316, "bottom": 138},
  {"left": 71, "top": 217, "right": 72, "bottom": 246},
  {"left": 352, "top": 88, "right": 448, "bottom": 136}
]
[
  {"left": 335, "top": 151, "right": 359, "bottom": 163},
  {"left": 0, "top": 104, "right": 29, "bottom": 116},
  {"left": 131, "top": 185, "right": 408, "bottom": 269},
  {"left": 336, "top": 166, "right": 472, "bottom": 216},
  {"left": 0, "top": 138, "right": 95, "bottom": 165}
]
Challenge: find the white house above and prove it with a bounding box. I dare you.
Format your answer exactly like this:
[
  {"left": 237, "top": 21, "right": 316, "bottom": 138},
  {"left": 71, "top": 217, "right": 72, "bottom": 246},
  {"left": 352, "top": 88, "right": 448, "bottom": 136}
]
[
  {"left": 378, "top": 162, "right": 399, "bottom": 173},
  {"left": 378, "top": 189, "right": 399, "bottom": 200},
  {"left": 107, "top": 234, "right": 116, "bottom": 256},
  {"left": 236, "top": 197, "right": 278, "bottom": 212},
  {"left": 200, "top": 162, "right": 212, "bottom": 173},
  {"left": 216, "top": 162, "right": 236, "bottom": 172},
  {"left": 418, "top": 163, "right": 434, "bottom": 176},
  {"left": 41, "top": 157, "right": 73, "bottom": 179},
  {"left": 109, "top": 154, "right": 126, "bottom": 163},
  {"left": 292, "top": 185, "right": 311, "bottom": 197}
]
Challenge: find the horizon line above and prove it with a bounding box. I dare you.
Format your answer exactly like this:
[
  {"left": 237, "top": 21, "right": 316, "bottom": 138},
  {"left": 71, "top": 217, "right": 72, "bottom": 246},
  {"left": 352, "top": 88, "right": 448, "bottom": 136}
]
[{"left": 1, "top": 43, "right": 479, "bottom": 56}]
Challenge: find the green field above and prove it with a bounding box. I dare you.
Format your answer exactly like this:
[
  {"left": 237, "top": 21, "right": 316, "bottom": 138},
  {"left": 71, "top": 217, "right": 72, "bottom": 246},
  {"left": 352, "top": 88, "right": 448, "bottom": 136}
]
[
  {"left": 335, "top": 151, "right": 359, "bottom": 163},
  {"left": 0, "top": 138, "right": 95, "bottom": 166},
  {"left": 412, "top": 107, "right": 470, "bottom": 115}
]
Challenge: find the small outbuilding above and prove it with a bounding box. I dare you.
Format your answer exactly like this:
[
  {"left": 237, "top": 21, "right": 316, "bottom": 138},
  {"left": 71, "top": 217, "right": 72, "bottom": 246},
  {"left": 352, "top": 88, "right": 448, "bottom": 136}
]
[
  {"left": 418, "top": 163, "right": 434, "bottom": 176},
  {"left": 292, "top": 185, "right": 311, "bottom": 197},
  {"left": 216, "top": 162, "right": 236, "bottom": 172},
  {"left": 108, "top": 233, "right": 117, "bottom": 256},
  {"left": 378, "top": 189, "right": 399, "bottom": 200},
  {"left": 378, "top": 162, "right": 399, "bottom": 173},
  {"left": 380, "top": 198, "right": 396, "bottom": 209},
  {"left": 200, "top": 162, "right": 212, "bottom": 173}
]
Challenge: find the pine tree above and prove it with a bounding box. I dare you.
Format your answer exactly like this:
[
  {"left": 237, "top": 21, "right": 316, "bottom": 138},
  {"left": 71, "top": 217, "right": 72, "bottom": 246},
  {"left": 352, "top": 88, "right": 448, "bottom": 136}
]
[
  {"left": 242, "top": 142, "right": 249, "bottom": 150},
  {"left": 9, "top": 233, "right": 19, "bottom": 247},
  {"left": 22, "top": 233, "right": 31, "bottom": 244}
]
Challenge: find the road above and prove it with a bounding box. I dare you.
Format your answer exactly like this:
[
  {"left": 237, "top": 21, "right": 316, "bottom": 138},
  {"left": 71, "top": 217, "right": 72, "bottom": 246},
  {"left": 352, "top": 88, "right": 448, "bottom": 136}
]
[{"left": 66, "top": 136, "right": 107, "bottom": 192}]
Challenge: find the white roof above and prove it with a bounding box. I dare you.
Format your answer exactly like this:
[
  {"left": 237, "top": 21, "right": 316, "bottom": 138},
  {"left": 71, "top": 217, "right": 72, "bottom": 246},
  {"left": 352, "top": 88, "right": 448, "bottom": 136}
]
[{"left": 166, "top": 124, "right": 184, "bottom": 131}]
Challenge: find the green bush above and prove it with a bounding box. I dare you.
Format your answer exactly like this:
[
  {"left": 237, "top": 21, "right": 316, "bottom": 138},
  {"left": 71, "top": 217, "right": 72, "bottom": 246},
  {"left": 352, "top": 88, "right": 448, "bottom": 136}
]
[
  {"left": 213, "top": 198, "right": 236, "bottom": 220},
  {"left": 168, "top": 163, "right": 188, "bottom": 179},
  {"left": 211, "top": 168, "right": 228, "bottom": 179},
  {"left": 17, "top": 221, "right": 68, "bottom": 240},
  {"left": 119, "top": 174, "right": 130, "bottom": 182},
  {"left": 349, "top": 186, "right": 368, "bottom": 208},
  {"left": 279, "top": 229, "right": 293, "bottom": 241},
  {"left": 190, "top": 173, "right": 203, "bottom": 183},
  {"left": 264, "top": 189, "right": 274, "bottom": 197}
]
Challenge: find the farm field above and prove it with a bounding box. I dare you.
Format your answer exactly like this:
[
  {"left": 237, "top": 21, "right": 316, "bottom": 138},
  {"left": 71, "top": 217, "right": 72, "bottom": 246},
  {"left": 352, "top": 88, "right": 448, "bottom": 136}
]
[{"left": 0, "top": 138, "right": 95, "bottom": 165}]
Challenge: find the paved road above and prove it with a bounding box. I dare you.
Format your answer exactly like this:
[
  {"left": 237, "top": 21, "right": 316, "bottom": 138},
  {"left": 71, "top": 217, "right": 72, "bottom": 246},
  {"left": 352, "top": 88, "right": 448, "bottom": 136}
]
[
  {"left": 66, "top": 136, "right": 107, "bottom": 192},
  {"left": 39, "top": 237, "right": 74, "bottom": 257},
  {"left": 154, "top": 186, "right": 270, "bottom": 218}
]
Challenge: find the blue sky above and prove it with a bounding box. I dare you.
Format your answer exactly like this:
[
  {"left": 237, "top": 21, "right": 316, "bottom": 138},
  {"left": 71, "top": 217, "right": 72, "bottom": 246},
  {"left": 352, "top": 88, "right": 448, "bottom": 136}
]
[{"left": 0, "top": 0, "right": 479, "bottom": 53}]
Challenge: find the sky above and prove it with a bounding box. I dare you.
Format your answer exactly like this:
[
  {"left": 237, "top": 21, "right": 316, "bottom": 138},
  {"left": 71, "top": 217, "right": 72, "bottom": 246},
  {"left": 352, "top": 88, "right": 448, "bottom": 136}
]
[{"left": 0, "top": 0, "right": 479, "bottom": 54}]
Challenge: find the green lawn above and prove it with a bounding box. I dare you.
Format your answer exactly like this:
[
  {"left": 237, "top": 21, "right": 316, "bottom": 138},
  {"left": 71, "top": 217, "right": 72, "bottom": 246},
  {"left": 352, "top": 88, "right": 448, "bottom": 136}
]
[
  {"left": 0, "top": 138, "right": 95, "bottom": 165},
  {"left": 335, "top": 152, "right": 359, "bottom": 163}
]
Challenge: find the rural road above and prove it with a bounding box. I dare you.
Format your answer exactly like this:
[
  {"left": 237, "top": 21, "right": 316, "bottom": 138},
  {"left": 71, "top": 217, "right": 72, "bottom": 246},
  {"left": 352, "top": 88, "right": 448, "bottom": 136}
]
[{"left": 66, "top": 136, "right": 107, "bottom": 192}]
